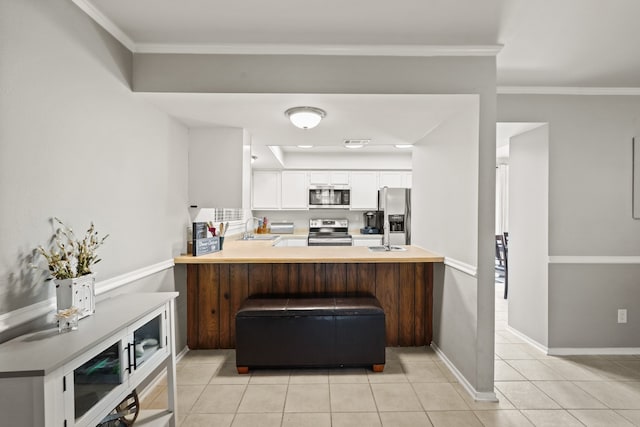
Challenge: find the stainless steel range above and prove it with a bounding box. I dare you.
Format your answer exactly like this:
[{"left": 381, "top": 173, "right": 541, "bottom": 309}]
[{"left": 307, "top": 219, "right": 352, "bottom": 246}]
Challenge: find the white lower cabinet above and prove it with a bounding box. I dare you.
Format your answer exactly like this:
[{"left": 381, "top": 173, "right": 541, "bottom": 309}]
[
  {"left": 352, "top": 236, "right": 383, "bottom": 247},
  {"left": 0, "top": 293, "right": 178, "bottom": 427}
]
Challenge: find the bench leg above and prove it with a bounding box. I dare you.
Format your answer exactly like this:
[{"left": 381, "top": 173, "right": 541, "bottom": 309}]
[
  {"left": 237, "top": 366, "right": 249, "bottom": 374},
  {"left": 372, "top": 364, "right": 385, "bottom": 373}
]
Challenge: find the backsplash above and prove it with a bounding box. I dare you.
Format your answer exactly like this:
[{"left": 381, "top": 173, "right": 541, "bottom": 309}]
[{"left": 253, "top": 210, "right": 368, "bottom": 232}]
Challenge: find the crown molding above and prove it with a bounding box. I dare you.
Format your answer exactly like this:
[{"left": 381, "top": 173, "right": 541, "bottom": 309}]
[
  {"left": 498, "top": 86, "right": 640, "bottom": 95},
  {"left": 134, "top": 43, "right": 503, "bottom": 57},
  {"left": 71, "top": 0, "right": 136, "bottom": 52}
]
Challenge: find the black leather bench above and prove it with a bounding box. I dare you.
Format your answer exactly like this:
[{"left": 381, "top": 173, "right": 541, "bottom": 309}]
[{"left": 235, "top": 297, "right": 385, "bottom": 374}]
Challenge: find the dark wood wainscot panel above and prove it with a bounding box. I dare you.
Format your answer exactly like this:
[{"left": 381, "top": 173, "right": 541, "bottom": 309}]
[{"left": 187, "top": 262, "right": 433, "bottom": 349}]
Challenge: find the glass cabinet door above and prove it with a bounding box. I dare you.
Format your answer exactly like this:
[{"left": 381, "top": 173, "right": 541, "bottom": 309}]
[
  {"left": 132, "top": 313, "right": 163, "bottom": 370},
  {"left": 73, "top": 342, "right": 123, "bottom": 421}
]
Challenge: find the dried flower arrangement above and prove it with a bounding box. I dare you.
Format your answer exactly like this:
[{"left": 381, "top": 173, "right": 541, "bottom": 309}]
[{"left": 37, "top": 218, "right": 109, "bottom": 280}]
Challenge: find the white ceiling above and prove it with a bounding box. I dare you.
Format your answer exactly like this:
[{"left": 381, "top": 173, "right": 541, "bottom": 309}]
[
  {"left": 76, "top": 0, "right": 640, "bottom": 166},
  {"left": 81, "top": 0, "right": 640, "bottom": 87}
]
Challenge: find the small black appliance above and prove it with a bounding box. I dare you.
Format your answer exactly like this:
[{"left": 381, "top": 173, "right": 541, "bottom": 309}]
[{"left": 360, "top": 211, "right": 383, "bottom": 234}]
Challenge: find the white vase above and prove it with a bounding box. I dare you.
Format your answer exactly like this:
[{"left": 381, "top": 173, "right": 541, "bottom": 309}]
[{"left": 55, "top": 274, "right": 96, "bottom": 319}]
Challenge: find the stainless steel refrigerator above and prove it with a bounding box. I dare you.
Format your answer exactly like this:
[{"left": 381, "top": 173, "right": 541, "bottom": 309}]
[{"left": 378, "top": 187, "right": 411, "bottom": 245}]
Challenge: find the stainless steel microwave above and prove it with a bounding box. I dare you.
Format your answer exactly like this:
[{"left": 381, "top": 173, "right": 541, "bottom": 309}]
[{"left": 308, "top": 186, "right": 351, "bottom": 209}]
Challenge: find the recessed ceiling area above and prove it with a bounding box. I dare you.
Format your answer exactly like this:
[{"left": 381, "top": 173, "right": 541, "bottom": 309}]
[{"left": 139, "top": 93, "right": 476, "bottom": 169}]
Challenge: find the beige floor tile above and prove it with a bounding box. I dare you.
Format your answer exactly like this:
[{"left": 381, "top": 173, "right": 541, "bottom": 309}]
[
  {"left": 284, "top": 384, "right": 330, "bottom": 412},
  {"left": 532, "top": 381, "right": 606, "bottom": 409},
  {"left": 473, "top": 410, "right": 534, "bottom": 426},
  {"left": 451, "top": 384, "right": 515, "bottom": 410},
  {"left": 248, "top": 368, "right": 290, "bottom": 384},
  {"left": 182, "top": 349, "right": 234, "bottom": 365},
  {"left": 181, "top": 413, "right": 234, "bottom": 427},
  {"left": 495, "top": 344, "right": 537, "bottom": 360},
  {"left": 209, "top": 363, "right": 251, "bottom": 385},
  {"left": 568, "top": 409, "right": 635, "bottom": 426},
  {"left": 433, "top": 361, "right": 459, "bottom": 383},
  {"left": 494, "top": 382, "right": 560, "bottom": 410},
  {"left": 282, "top": 412, "right": 331, "bottom": 427},
  {"left": 289, "top": 368, "right": 329, "bottom": 384},
  {"left": 581, "top": 360, "right": 640, "bottom": 381},
  {"left": 507, "top": 360, "right": 565, "bottom": 381},
  {"left": 231, "top": 413, "right": 283, "bottom": 427},
  {"left": 395, "top": 346, "right": 439, "bottom": 364},
  {"left": 371, "top": 383, "right": 423, "bottom": 411},
  {"left": 368, "top": 360, "right": 409, "bottom": 383},
  {"left": 614, "top": 361, "right": 640, "bottom": 377},
  {"left": 140, "top": 384, "right": 166, "bottom": 408},
  {"left": 412, "top": 382, "right": 470, "bottom": 411},
  {"left": 403, "top": 361, "right": 449, "bottom": 383},
  {"left": 379, "top": 411, "right": 434, "bottom": 426},
  {"left": 573, "top": 381, "right": 640, "bottom": 409},
  {"left": 330, "top": 367, "right": 370, "bottom": 383},
  {"left": 191, "top": 384, "right": 245, "bottom": 413},
  {"left": 177, "top": 363, "right": 220, "bottom": 385},
  {"left": 332, "top": 412, "right": 382, "bottom": 427},
  {"left": 427, "top": 410, "right": 483, "bottom": 426},
  {"left": 237, "top": 384, "right": 287, "bottom": 413},
  {"left": 538, "top": 359, "right": 605, "bottom": 381},
  {"left": 147, "top": 384, "right": 204, "bottom": 414},
  {"left": 330, "top": 383, "right": 377, "bottom": 412},
  {"left": 616, "top": 410, "right": 640, "bottom": 425},
  {"left": 520, "top": 409, "right": 583, "bottom": 427},
  {"left": 495, "top": 360, "right": 527, "bottom": 381}
]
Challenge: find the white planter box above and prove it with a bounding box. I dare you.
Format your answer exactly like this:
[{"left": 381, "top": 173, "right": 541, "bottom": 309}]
[{"left": 55, "top": 274, "right": 95, "bottom": 319}]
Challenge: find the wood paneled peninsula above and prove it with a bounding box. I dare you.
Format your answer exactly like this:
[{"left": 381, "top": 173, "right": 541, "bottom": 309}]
[{"left": 174, "top": 240, "right": 444, "bottom": 350}]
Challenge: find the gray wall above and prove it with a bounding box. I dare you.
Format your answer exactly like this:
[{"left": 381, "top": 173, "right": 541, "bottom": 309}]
[
  {"left": 498, "top": 94, "right": 640, "bottom": 349},
  {"left": 134, "top": 52, "right": 498, "bottom": 393},
  {"left": 508, "top": 125, "right": 549, "bottom": 346},
  {"left": 0, "top": 0, "right": 189, "bottom": 351},
  {"left": 188, "top": 127, "right": 246, "bottom": 208}
]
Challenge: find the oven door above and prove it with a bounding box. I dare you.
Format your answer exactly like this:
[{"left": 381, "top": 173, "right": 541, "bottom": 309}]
[{"left": 307, "top": 237, "right": 353, "bottom": 246}]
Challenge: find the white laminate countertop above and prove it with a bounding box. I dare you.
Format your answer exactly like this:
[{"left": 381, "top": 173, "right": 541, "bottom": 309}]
[{"left": 175, "top": 239, "right": 443, "bottom": 264}]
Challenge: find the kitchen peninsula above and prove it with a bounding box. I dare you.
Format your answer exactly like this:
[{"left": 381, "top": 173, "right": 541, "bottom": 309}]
[{"left": 174, "top": 240, "right": 444, "bottom": 349}]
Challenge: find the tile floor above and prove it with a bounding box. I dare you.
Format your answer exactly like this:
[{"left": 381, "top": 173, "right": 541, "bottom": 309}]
[{"left": 142, "top": 282, "right": 640, "bottom": 426}]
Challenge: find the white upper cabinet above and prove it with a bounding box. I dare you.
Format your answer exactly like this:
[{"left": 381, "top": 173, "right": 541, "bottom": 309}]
[
  {"left": 402, "top": 172, "right": 412, "bottom": 189},
  {"left": 379, "top": 171, "right": 404, "bottom": 188},
  {"left": 350, "top": 171, "right": 379, "bottom": 210},
  {"left": 308, "top": 171, "right": 350, "bottom": 186},
  {"left": 252, "top": 170, "right": 280, "bottom": 209},
  {"left": 281, "top": 171, "right": 308, "bottom": 209}
]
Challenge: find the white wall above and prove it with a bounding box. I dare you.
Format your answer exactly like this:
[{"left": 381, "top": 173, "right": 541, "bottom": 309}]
[
  {"left": 188, "top": 127, "right": 246, "bottom": 208},
  {"left": 508, "top": 125, "right": 549, "bottom": 346},
  {"left": 498, "top": 94, "right": 640, "bottom": 351},
  {"left": 0, "top": 0, "right": 189, "bottom": 349}
]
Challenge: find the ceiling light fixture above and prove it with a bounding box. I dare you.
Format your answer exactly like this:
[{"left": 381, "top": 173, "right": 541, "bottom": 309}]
[
  {"left": 344, "top": 139, "right": 370, "bottom": 149},
  {"left": 297, "top": 145, "right": 313, "bottom": 149},
  {"left": 285, "top": 106, "right": 326, "bottom": 129},
  {"left": 394, "top": 144, "right": 413, "bottom": 149}
]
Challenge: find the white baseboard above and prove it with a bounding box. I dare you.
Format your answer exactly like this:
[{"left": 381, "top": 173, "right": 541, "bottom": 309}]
[
  {"left": 0, "top": 259, "right": 175, "bottom": 333},
  {"left": 548, "top": 347, "right": 640, "bottom": 356},
  {"left": 506, "top": 325, "right": 640, "bottom": 356},
  {"left": 506, "top": 325, "right": 550, "bottom": 354},
  {"left": 431, "top": 343, "right": 498, "bottom": 402}
]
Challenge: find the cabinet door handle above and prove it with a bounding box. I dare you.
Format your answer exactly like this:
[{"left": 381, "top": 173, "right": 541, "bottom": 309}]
[{"left": 126, "top": 343, "right": 133, "bottom": 374}]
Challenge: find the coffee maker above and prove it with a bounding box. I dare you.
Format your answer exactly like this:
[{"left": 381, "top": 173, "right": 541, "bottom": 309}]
[{"left": 360, "top": 211, "right": 383, "bottom": 234}]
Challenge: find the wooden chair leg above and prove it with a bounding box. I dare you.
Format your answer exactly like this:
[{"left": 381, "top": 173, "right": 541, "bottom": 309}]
[
  {"left": 372, "top": 364, "right": 385, "bottom": 373},
  {"left": 237, "top": 366, "right": 249, "bottom": 374}
]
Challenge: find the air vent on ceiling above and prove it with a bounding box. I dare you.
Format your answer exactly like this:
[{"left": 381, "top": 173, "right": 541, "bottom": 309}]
[{"left": 343, "top": 139, "right": 370, "bottom": 149}]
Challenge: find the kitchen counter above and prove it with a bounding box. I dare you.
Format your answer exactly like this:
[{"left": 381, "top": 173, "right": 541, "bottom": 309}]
[
  {"left": 178, "top": 237, "right": 443, "bottom": 350},
  {"left": 174, "top": 239, "right": 443, "bottom": 264}
]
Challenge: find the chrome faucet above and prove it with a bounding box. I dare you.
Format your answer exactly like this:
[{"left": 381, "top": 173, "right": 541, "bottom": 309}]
[{"left": 243, "top": 217, "right": 260, "bottom": 240}]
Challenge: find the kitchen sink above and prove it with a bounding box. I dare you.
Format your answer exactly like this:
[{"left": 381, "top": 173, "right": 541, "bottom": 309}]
[
  {"left": 241, "top": 235, "right": 280, "bottom": 241},
  {"left": 368, "top": 245, "right": 407, "bottom": 252}
]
